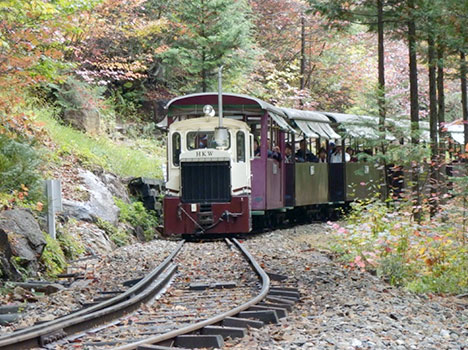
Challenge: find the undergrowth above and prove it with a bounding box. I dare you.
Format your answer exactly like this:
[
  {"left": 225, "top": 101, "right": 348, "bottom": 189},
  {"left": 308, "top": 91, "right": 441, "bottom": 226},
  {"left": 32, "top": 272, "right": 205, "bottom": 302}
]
[
  {"left": 41, "top": 233, "right": 67, "bottom": 277},
  {"left": 96, "top": 218, "right": 130, "bottom": 247},
  {"left": 35, "top": 108, "right": 162, "bottom": 178},
  {"left": 115, "top": 198, "right": 158, "bottom": 241},
  {"left": 328, "top": 198, "right": 468, "bottom": 295}
]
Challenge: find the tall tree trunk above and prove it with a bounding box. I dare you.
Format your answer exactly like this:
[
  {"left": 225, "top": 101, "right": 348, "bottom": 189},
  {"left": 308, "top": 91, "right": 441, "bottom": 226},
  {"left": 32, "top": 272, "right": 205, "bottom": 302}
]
[
  {"left": 437, "top": 43, "right": 446, "bottom": 203},
  {"left": 377, "top": 0, "right": 389, "bottom": 200},
  {"left": 408, "top": 0, "right": 421, "bottom": 221},
  {"left": 428, "top": 33, "right": 438, "bottom": 217},
  {"left": 201, "top": 50, "right": 207, "bottom": 92},
  {"left": 300, "top": 15, "right": 306, "bottom": 90},
  {"left": 461, "top": 51, "right": 468, "bottom": 153}
]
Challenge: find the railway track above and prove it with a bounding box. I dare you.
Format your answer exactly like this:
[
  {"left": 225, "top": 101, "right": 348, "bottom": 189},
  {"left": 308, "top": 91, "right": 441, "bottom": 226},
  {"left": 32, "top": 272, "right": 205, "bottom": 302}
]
[{"left": 0, "top": 238, "right": 300, "bottom": 350}]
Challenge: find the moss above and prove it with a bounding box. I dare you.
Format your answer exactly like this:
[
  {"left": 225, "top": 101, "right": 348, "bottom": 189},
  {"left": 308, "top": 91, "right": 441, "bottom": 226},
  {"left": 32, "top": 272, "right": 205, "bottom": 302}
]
[
  {"left": 57, "top": 221, "right": 85, "bottom": 260},
  {"left": 40, "top": 233, "right": 67, "bottom": 277}
]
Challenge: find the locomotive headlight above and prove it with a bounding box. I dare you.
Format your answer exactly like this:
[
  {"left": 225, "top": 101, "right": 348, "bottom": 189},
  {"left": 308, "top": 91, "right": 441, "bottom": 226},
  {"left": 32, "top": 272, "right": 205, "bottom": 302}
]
[{"left": 203, "top": 104, "right": 215, "bottom": 117}]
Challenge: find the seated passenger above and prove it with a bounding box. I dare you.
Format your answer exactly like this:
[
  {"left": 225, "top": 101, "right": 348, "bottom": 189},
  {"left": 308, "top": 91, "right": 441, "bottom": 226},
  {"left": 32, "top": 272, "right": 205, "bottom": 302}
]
[
  {"left": 198, "top": 134, "right": 208, "bottom": 148},
  {"left": 318, "top": 147, "right": 327, "bottom": 163},
  {"left": 254, "top": 139, "right": 260, "bottom": 157},
  {"left": 284, "top": 143, "right": 294, "bottom": 163},
  {"left": 330, "top": 145, "right": 350, "bottom": 163},
  {"left": 254, "top": 139, "right": 281, "bottom": 161},
  {"left": 295, "top": 139, "right": 317, "bottom": 162},
  {"left": 270, "top": 144, "right": 282, "bottom": 162}
]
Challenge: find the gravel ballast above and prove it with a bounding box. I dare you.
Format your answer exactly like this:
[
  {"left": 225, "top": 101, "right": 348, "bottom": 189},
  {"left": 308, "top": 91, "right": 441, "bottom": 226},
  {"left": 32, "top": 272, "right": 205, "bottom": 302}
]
[{"left": 227, "top": 224, "right": 467, "bottom": 350}]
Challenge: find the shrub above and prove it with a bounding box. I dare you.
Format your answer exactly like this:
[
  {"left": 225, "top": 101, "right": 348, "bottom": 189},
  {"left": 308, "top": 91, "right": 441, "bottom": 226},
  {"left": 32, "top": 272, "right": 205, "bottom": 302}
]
[
  {"left": 57, "top": 220, "right": 85, "bottom": 260},
  {"left": 0, "top": 134, "right": 42, "bottom": 198},
  {"left": 41, "top": 234, "right": 67, "bottom": 277},
  {"left": 95, "top": 218, "right": 130, "bottom": 247},
  {"left": 115, "top": 198, "right": 158, "bottom": 241},
  {"left": 328, "top": 198, "right": 467, "bottom": 295}
]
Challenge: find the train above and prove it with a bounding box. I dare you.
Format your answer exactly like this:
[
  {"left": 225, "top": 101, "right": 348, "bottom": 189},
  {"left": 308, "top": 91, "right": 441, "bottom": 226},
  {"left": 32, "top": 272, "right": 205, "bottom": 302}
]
[{"left": 159, "top": 92, "right": 462, "bottom": 237}]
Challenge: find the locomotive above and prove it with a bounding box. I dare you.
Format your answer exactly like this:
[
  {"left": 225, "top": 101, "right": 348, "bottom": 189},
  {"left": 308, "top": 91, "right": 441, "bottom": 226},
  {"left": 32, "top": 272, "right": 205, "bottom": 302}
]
[{"left": 162, "top": 92, "right": 385, "bottom": 236}]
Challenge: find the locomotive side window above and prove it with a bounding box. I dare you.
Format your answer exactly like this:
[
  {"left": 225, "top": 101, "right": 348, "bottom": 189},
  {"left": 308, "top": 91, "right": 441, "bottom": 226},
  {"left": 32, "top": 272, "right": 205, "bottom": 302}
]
[
  {"left": 172, "top": 132, "right": 181, "bottom": 166},
  {"left": 236, "top": 131, "right": 245, "bottom": 162},
  {"left": 187, "top": 131, "right": 230, "bottom": 150}
]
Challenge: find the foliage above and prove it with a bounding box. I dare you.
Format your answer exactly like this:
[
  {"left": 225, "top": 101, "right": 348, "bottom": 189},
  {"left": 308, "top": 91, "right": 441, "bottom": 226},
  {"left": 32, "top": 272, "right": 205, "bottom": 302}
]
[
  {"left": 329, "top": 198, "right": 467, "bottom": 294},
  {"left": 47, "top": 77, "right": 105, "bottom": 119},
  {"left": 72, "top": 0, "right": 171, "bottom": 88},
  {"left": 40, "top": 233, "right": 67, "bottom": 277},
  {"left": 57, "top": 220, "right": 85, "bottom": 260},
  {"left": 10, "top": 256, "right": 31, "bottom": 280},
  {"left": 163, "top": 0, "right": 255, "bottom": 92},
  {"left": 0, "top": 133, "right": 42, "bottom": 200},
  {"left": 0, "top": 0, "right": 99, "bottom": 136},
  {"left": 95, "top": 218, "right": 130, "bottom": 247},
  {"left": 115, "top": 198, "right": 158, "bottom": 241}
]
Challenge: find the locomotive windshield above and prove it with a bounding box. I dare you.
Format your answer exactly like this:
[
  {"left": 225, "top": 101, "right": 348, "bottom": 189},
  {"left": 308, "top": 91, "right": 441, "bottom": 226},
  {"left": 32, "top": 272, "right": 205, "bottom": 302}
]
[{"left": 187, "top": 131, "right": 231, "bottom": 150}]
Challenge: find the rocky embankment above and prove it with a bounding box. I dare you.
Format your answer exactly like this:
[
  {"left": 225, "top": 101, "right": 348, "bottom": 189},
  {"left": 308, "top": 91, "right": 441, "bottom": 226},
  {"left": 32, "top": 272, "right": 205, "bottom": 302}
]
[{"left": 0, "top": 168, "right": 135, "bottom": 280}]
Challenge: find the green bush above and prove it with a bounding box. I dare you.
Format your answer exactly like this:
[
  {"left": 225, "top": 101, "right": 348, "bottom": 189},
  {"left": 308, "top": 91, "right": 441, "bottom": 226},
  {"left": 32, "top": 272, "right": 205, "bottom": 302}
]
[
  {"left": 329, "top": 198, "right": 468, "bottom": 295},
  {"left": 95, "top": 218, "right": 130, "bottom": 247},
  {"left": 41, "top": 234, "right": 67, "bottom": 277},
  {"left": 57, "top": 221, "right": 85, "bottom": 260},
  {"left": 0, "top": 134, "right": 42, "bottom": 197},
  {"left": 115, "top": 198, "right": 158, "bottom": 241}
]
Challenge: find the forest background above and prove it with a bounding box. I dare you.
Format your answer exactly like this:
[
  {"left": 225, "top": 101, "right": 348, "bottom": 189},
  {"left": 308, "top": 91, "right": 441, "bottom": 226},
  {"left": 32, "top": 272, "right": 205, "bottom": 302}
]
[{"left": 0, "top": 0, "right": 467, "bottom": 294}]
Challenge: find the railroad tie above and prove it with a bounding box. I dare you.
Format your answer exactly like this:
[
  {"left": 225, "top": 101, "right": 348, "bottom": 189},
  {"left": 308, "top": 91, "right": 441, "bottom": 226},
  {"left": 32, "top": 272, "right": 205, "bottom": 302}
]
[{"left": 202, "top": 325, "right": 247, "bottom": 339}]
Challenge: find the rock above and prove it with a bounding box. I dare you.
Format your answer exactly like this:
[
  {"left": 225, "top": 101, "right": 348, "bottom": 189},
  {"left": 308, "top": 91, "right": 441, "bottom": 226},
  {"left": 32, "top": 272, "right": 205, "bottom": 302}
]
[
  {"left": 0, "top": 209, "right": 47, "bottom": 279},
  {"left": 70, "top": 222, "right": 115, "bottom": 255},
  {"left": 0, "top": 209, "right": 46, "bottom": 254},
  {"left": 62, "top": 170, "right": 119, "bottom": 225},
  {"left": 59, "top": 80, "right": 100, "bottom": 135},
  {"left": 98, "top": 172, "right": 130, "bottom": 203}
]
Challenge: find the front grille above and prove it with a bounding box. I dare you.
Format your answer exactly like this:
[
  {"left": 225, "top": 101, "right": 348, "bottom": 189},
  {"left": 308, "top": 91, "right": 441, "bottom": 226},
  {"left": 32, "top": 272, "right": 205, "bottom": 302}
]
[{"left": 181, "top": 161, "right": 231, "bottom": 203}]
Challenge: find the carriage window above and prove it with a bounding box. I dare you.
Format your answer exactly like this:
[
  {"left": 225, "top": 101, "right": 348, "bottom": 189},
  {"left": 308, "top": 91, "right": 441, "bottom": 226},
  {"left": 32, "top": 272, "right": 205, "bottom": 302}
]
[
  {"left": 186, "top": 131, "right": 230, "bottom": 150},
  {"left": 172, "top": 132, "right": 181, "bottom": 166},
  {"left": 236, "top": 131, "right": 245, "bottom": 162}
]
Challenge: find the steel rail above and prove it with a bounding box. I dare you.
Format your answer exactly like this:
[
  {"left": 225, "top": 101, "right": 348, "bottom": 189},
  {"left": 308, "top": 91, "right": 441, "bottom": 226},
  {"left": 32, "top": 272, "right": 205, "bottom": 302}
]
[
  {"left": 0, "top": 240, "right": 185, "bottom": 350},
  {"left": 114, "top": 237, "right": 270, "bottom": 350}
]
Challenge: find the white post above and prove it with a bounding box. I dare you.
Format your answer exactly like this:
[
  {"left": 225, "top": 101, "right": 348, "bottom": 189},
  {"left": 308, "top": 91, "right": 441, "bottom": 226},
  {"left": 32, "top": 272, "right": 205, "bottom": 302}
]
[{"left": 45, "top": 180, "right": 62, "bottom": 239}]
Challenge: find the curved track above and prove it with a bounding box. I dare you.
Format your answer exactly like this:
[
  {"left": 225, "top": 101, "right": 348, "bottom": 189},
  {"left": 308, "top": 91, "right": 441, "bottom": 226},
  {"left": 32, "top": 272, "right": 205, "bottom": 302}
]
[
  {"left": 0, "top": 238, "right": 300, "bottom": 350},
  {"left": 0, "top": 241, "right": 185, "bottom": 350}
]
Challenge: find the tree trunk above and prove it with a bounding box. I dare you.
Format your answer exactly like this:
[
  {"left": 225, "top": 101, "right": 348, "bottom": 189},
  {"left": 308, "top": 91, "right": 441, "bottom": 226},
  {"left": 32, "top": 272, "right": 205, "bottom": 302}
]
[
  {"left": 461, "top": 51, "right": 468, "bottom": 153},
  {"left": 408, "top": 0, "right": 421, "bottom": 221},
  {"left": 377, "top": 0, "right": 389, "bottom": 200},
  {"left": 300, "top": 15, "right": 306, "bottom": 90},
  {"left": 437, "top": 43, "right": 446, "bottom": 203},
  {"left": 201, "top": 50, "right": 207, "bottom": 92},
  {"left": 428, "top": 33, "right": 438, "bottom": 217}
]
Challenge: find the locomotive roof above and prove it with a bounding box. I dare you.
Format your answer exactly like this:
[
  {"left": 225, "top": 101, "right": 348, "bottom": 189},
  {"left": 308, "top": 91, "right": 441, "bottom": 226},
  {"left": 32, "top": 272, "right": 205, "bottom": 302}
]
[{"left": 165, "top": 92, "right": 286, "bottom": 117}]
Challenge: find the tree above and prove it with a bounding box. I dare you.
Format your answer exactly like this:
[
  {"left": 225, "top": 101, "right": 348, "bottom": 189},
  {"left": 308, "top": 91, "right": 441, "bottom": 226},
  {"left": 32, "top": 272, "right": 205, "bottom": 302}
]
[{"left": 163, "top": 0, "right": 254, "bottom": 92}]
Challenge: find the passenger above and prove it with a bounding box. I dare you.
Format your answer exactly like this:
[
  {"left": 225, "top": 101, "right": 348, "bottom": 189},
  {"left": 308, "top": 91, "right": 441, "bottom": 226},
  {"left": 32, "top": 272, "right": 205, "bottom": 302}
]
[
  {"left": 254, "top": 138, "right": 281, "bottom": 161},
  {"left": 295, "top": 139, "right": 317, "bottom": 162},
  {"left": 346, "top": 147, "right": 358, "bottom": 162},
  {"left": 318, "top": 147, "right": 327, "bottom": 163},
  {"left": 198, "top": 134, "right": 208, "bottom": 148},
  {"left": 330, "top": 145, "right": 350, "bottom": 163},
  {"left": 269, "top": 142, "right": 282, "bottom": 162},
  {"left": 254, "top": 139, "right": 260, "bottom": 157},
  {"left": 284, "top": 143, "right": 294, "bottom": 163},
  {"left": 328, "top": 142, "right": 336, "bottom": 159}
]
